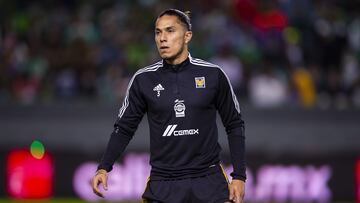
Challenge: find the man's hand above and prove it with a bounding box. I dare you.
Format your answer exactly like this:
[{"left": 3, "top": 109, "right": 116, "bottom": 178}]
[
  {"left": 92, "top": 169, "right": 108, "bottom": 198},
  {"left": 229, "top": 179, "right": 245, "bottom": 203}
]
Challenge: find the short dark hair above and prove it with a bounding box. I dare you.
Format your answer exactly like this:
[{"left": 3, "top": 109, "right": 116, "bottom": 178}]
[{"left": 158, "top": 9, "right": 192, "bottom": 31}]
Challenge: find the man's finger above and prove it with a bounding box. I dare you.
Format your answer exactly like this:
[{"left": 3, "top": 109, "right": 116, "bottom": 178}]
[
  {"left": 237, "top": 192, "right": 244, "bottom": 203},
  {"left": 229, "top": 187, "right": 235, "bottom": 201},
  {"left": 93, "top": 187, "right": 104, "bottom": 198},
  {"left": 229, "top": 191, "right": 234, "bottom": 200},
  {"left": 231, "top": 192, "right": 238, "bottom": 203},
  {"left": 230, "top": 187, "right": 241, "bottom": 203},
  {"left": 102, "top": 176, "right": 108, "bottom": 190},
  {"left": 92, "top": 177, "right": 104, "bottom": 198},
  {"left": 236, "top": 195, "right": 241, "bottom": 203}
]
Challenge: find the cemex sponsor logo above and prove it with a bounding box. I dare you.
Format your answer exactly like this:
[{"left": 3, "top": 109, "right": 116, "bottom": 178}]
[{"left": 162, "top": 125, "right": 199, "bottom": 137}]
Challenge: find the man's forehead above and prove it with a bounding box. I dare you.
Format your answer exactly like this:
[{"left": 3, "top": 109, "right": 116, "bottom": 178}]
[{"left": 155, "top": 15, "right": 182, "bottom": 29}]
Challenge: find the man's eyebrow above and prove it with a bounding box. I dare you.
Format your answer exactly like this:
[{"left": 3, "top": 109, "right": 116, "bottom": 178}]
[
  {"left": 155, "top": 26, "right": 176, "bottom": 31},
  {"left": 166, "top": 26, "right": 175, "bottom": 30}
]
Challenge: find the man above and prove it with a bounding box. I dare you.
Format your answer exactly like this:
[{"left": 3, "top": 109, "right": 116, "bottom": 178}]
[{"left": 92, "top": 9, "right": 246, "bottom": 203}]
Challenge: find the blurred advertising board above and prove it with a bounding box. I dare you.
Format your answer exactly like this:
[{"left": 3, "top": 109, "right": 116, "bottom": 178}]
[
  {"left": 1, "top": 151, "right": 357, "bottom": 202},
  {"left": 73, "top": 153, "right": 333, "bottom": 202},
  {"left": 5, "top": 150, "right": 53, "bottom": 199}
]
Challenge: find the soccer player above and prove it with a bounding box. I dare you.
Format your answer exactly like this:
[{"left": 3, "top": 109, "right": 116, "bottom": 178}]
[{"left": 92, "top": 9, "right": 246, "bottom": 203}]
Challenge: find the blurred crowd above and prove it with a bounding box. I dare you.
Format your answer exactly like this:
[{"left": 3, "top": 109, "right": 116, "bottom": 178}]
[{"left": 1, "top": 0, "right": 360, "bottom": 109}]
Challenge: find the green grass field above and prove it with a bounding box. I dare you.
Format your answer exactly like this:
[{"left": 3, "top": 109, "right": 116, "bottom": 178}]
[
  {"left": 0, "top": 199, "right": 139, "bottom": 203},
  {"left": 0, "top": 200, "right": 356, "bottom": 203}
]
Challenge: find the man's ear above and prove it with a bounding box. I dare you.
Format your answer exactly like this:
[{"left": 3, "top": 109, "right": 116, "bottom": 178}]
[{"left": 184, "top": 31, "right": 192, "bottom": 44}]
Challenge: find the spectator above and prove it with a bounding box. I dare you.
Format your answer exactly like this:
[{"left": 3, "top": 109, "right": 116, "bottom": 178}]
[
  {"left": 211, "top": 43, "right": 244, "bottom": 93},
  {"left": 291, "top": 66, "right": 316, "bottom": 107},
  {"left": 249, "top": 65, "right": 288, "bottom": 108},
  {"left": 0, "top": 0, "right": 359, "bottom": 108}
]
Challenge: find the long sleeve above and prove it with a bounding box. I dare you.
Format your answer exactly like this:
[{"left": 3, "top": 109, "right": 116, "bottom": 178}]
[
  {"left": 215, "top": 68, "right": 246, "bottom": 181},
  {"left": 97, "top": 75, "right": 147, "bottom": 172}
]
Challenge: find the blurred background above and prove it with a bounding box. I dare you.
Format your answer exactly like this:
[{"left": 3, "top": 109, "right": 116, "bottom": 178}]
[{"left": 1, "top": 0, "right": 360, "bottom": 202}]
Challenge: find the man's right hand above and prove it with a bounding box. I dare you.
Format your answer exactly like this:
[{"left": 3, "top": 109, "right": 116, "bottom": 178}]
[{"left": 92, "top": 169, "right": 108, "bottom": 198}]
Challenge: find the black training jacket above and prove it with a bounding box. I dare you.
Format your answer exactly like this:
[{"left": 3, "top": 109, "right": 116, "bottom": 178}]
[{"left": 98, "top": 55, "right": 246, "bottom": 181}]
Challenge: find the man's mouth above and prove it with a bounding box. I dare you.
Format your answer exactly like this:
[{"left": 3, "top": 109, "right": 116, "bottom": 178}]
[{"left": 160, "top": 46, "right": 169, "bottom": 50}]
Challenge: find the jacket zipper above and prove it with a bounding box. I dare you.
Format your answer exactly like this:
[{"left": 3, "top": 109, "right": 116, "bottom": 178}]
[{"left": 173, "top": 66, "right": 180, "bottom": 95}]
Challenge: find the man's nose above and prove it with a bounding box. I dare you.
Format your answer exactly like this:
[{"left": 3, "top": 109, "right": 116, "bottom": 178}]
[{"left": 160, "top": 33, "right": 167, "bottom": 42}]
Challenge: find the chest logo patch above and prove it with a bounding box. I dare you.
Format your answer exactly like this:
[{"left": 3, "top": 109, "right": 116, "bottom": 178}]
[
  {"left": 162, "top": 124, "right": 199, "bottom": 137},
  {"left": 195, "top": 77, "right": 206, "bottom": 88},
  {"left": 153, "top": 84, "right": 164, "bottom": 97},
  {"left": 174, "top": 99, "right": 186, "bottom": 117}
]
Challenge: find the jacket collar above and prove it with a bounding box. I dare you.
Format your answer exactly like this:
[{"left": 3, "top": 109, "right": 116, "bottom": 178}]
[{"left": 162, "top": 54, "right": 191, "bottom": 71}]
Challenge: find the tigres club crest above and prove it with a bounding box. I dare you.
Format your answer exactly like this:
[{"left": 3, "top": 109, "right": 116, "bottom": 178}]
[{"left": 195, "top": 77, "right": 206, "bottom": 88}]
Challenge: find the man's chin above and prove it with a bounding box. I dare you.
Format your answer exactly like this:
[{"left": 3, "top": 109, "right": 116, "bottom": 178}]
[{"left": 160, "top": 54, "right": 173, "bottom": 60}]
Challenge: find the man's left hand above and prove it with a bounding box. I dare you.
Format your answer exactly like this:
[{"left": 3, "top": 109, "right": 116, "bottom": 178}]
[{"left": 229, "top": 179, "right": 245, "bottom": 203}]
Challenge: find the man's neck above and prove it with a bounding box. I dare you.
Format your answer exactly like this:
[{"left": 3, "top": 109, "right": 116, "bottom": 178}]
[{"left": 165, "top": 50, "right": 189, "bottom": 65}]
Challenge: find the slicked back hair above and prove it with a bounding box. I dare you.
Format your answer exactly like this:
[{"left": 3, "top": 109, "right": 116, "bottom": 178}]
[{"left": 158, "top": 9, "right": 192, "bottom": 31}]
